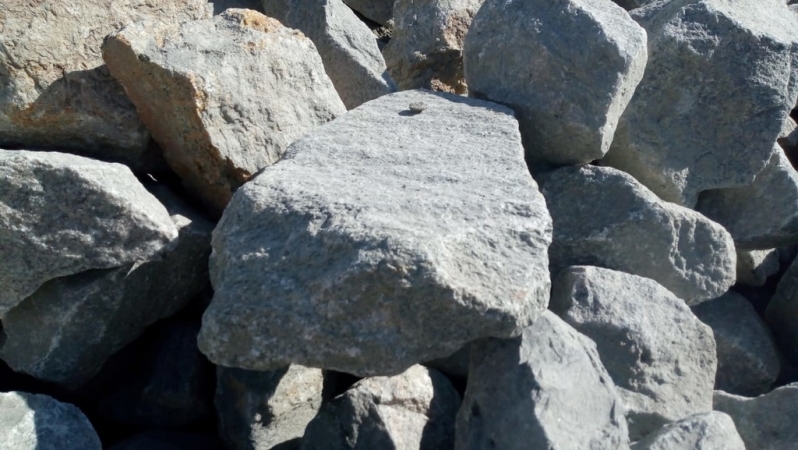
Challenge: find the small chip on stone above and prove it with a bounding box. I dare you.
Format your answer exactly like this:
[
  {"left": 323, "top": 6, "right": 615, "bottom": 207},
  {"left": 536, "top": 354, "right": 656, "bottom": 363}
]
[{"left": 409, "top": 101, "right": 427, "bottom": 113}]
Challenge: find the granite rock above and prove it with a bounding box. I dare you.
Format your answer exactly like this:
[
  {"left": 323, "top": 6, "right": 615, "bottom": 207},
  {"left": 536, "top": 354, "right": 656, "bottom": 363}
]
[
  {"left": 631, "top": 411, "right": 745, "bottom": 450},
  {"left": 714, "top": 385, "right": 798, "bottom": 450}
]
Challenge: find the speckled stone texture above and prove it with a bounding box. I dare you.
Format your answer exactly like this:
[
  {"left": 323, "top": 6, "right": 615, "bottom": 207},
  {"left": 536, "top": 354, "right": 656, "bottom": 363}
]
[{"left": 199, "top": 90, "right": 552, "bottom": 376}]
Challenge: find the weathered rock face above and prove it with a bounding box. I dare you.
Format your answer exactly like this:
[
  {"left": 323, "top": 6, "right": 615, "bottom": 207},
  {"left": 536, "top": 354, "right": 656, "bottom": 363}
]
[
  {"left": 342, "top": 0, "right": 394, "bottom": 25},
  {"left": 216, "top": 365, "right": 323, "bottom": 450},
  {"left": 199, "top": 90, "right": 552, "bottom": 376},
  {"left": 550, "top": 266, "right": 717, "bottom": 440},
  {"left": 604, "top": 0, "right": 798, "bottom": 207},
  {"left": 456, "top": 311, "right": 629, "bottom": 450},
  {"left": 0, "top": 150, "right": 178, "bottom": 316},
  {"left": 384, "top": 0, "right": 482, "bottom": 94},
  {"left": 260, "top": 0, "right": 396, "bottom": 109},
  {"left": 736, "top": 249, "right": 781, "bottom": 287},
  {"left": 302, "top": 365, "right": 460, "bottom": 450},
  {"left": 0, "top": 185, "right": 212, "bottom": 388},
  {"left": 631, "top": 411, "right": 745, "bottom": 450},
  {"left": 714, "top": 385, "right": 798, "bottom": 450},
  {"left": 765, "top": 256, "right": 798, "bottom": 360},
  {"left": 541, "top": 165, "right": 736, "bottom": 304},
  {"left": 103, "top": 9, "right": 346, "bottom": 215},
  {"left": 0, "top": 392, "right": 101, "bottom": 450},
  {"left": 463, "top": 0, "right": 647, "bottom": 165},
  {"left": 696, "top": 148, "right": 798, "bottom": 250},
  {"left": 0, "top": 0, "right": 210, "bottom": 169},
  {"left": 692, "top": 292, "right": 780, "bottom": 397}
]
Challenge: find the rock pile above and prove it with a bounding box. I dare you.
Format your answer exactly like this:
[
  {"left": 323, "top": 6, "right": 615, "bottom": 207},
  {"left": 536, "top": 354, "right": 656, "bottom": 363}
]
[{"left": 1, "top": 0, "right": 798, "bottom": 449}]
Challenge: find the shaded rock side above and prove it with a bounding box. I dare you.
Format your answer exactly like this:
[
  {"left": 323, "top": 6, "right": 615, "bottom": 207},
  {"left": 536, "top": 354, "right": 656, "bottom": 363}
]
[
  {"left": 696, "top": 147, "right": 798, "bottom": 250},
  {"left": 216, "top": 365, "right": 323, "bottom": 450},
  {"left": 765, "top": 255, "right": 798, "bottom": 360},
  {"left": 199, "top": 90, "right": 552, "bottom": 376},
  {"left": 261, "top": 0, "right": 396, "bottom": 109},
  {"left": 455, "top": 311, "right": 629, "bottom": 450},
  {"left": 604, "top": 0, "right": 798, "bottom": 207},
  {"left": 463, "top": 0, "right": 647, "bottom": 165},
  {"left": 714, "top": 385, "right": 798, "bottom": 450},
  {"left": 631, "top": 411, "right": 745, "bottom": 450},
  {"left": 384, "top": 0, "right": 483, "bottom": 94},
  {"left": 550, "top": 266, "right": 717, "bottom": 440},
  {"left": 0, "top": 392, "right": 101, "bottom": 450},
  {"left": 692, "top": 292, "right": 780, "bottom": 397},
  {"left": 541, "top": 164, "right": 736, "bottom": 304},
  {"left": 103, "top": 9, "right": 346, "bottom": 214},
  {"left": 342, "top": 0, "right": 394, "bottom": 25},
  {"left": 302, "top": 365, "right": 461, "bottom": 450},
  {"left": 0, "top": 184, "right": 212, "bottom": 389},
  {"left": 0, "top": 0, "right": 210, "bottom": 168},
  {"left": 0, "top": 150, "right": 178, "bottom": 316}
]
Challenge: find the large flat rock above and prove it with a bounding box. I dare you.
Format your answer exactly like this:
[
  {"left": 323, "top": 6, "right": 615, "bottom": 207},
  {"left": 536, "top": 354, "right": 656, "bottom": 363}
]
[
  {"left": 103, "top": 9, "right": 346, "bottom": 215},
  {"left": 541, "top": 165, "right": 736, "bottom": 304},
  {"left": 199, "top": 90, "right": 553, "bottom": 376},
  {"left": 604, "top": 0, "right": 798, "bottom": 207},
  {"left": 0, "top": 150, "right": 178, "bottom": 316}
]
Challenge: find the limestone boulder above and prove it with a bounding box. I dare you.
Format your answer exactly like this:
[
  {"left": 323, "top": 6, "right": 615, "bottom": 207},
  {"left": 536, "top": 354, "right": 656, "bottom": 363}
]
[
  {"left": 631, "top": 412, "right": 745, "bottom": 450},
  {"left": 0, "top": 150, "right": 178, "bottom": 316},
  {"left": 550, "top": 266, "right": 717, "bottom": 440},
  {"left": 0, "top": 185, "right": 212, "bottom": 388},
  {"left": 0, "top": 392, "right": 101, "bottom": 450},
  {"left": 714, "top": 385, "right": 798, "bottom": 450},
  {"left": 199, "top": 90, "right": 552, "bottom": 376},
  {"left": 604, "top": 0, "right": 798, "bottom": 206},
  {"left": 0, "top": 0, "right": 210, "bottom": 170},
  {"left": 455, "top": 311, "right": 629, "bottom": 450},
  {"left": 541, "top": 165, "right": 736, "bottom": 304},
  {"left": 260, "top": 0, "right": 396, "bottom": 109},
  {"left": 301, "top": 365, "right": 460, "bottom": 450},
  {"left": 103, "top": 9, "right": 346, "bottom": 214},
  {"left": 464, "top": 0, "right": 647, "bottom": 165}
]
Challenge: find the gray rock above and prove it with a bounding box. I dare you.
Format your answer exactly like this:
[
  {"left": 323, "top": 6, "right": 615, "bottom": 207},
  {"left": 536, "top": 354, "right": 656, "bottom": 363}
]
[
  {"left": 216, "top": 365, "right": 322, "bottom": 450},
  {"left": 691, "top": 292, "right": 779, "bottom": 397},
  {"left": 342, "top": 0, "right": 394, "bottom": 25},
  {"left": 463, "top": 0, "right": 647, "bottom": 165},
  {"left": 550, "top": 266, "right": 717, "bottom": 440},
  {"left": 199, "top": 90, "right": 552, "bottom": 376},
  {"left": 103, "top": 9, "right": 345, "bottom": 215},
  {"left": 456, "top": 311, "right": 629, "bottom": 450},
  {"left": 631, "top": 411, "right": 745, "bottom": 450},
  {"left": 714, "top": 384, "right": 798, "bottom": 450},
  {"left": 604, "top": 0, "right": 798, "bottom": 207},
  {"left": 736, "top": 249, "right": 781, "bottom": 287},
  {"left": 261, "top": 0, "right": 396, "bottom": 109},
  {"left": 541, "top": 165, "right": 736, "bottom": 304},
  {"left": 0, "top": 150, "right": 178, "bottom": 316},
  {"left": 0, "top": 392, "right": 101, "bottom": 450},
  {"left": 0, "top": 0, "right": 210, "bottom": 170},
  {"left": 384, "top": 0, "right": 482, "bottom": 94},
  {"left": 765, "top": 255, "right": 798, "bottom": 359},
  {"left": 302, "top": 365, "right": 460, "bottom": 450},
  {"left": 696, "top": 148, "right": 798, "bottom": 250},
  {"left": 0, "top": 185, "right": 212, "bottom": 388}
]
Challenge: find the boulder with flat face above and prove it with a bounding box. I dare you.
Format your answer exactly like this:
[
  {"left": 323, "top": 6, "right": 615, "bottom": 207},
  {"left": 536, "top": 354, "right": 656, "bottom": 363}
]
[{"left": 199, "top": 90, "right": 553, "bottom": 376}]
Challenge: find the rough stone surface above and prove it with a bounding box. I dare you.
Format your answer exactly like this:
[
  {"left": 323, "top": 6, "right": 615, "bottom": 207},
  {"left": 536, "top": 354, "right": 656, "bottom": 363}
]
[
  {"left": 736, "top": 249, "right": 781, "bottom": 287},
  {"left": 455, "top": 311, "right": 629, "bottom": 450},
  {"left": 302, "top": 365, "right": 460, "bottom": 450},
  {"left": 714, "top": 385, "right": 798, "bottom": 450},
  {"left": 199, "top": 90, "right": 552, "bottom": 376},
  {"left": 0, "top": 184, "right": 212, "bottom": 388},
  {"left": 342, "top": 0, "right": 394, "bottom": 25},
  {"left": 0, "top": 150, "right": 178, "bottom": 316},
  {"left": 604, "top": 0, "right": 798, "bottom": 207},
  {"left": 550, "top": 266, "right": 717, "bottom": 440},
  {"left": 260, "top": 0, "right": 396, "bottom": 109},
  {"left": 384, "top": 0, "right": 482, "bottom": 94},
  {"left": 463, "top": 0, "right": 647, "bottom": 165},
  {"left": 541, "top": 165, "right": 736, "bottom": 304},
  {"left": 631, "top": 411, "right": 745, "bottom": 450},
  {"left": 0, "top": 0, "right": 210, "bottom": 169},
  {"left": 692, "top": 292, "right": 780, "bottom": 397},
  {"left": 765, "top": 256, "right": 798, "bottom": 360},
  {"left": 103, "top": 9, "right": 346, "bottom": 215},
  {"left": 696, "top": 148, "right": 798, "bottom": 250},
  {"left": 0, "top": 391, "right": 101, "bottom": 450},
  {"left": 216, "top": 365, "right": 323, "bottom": 450}
]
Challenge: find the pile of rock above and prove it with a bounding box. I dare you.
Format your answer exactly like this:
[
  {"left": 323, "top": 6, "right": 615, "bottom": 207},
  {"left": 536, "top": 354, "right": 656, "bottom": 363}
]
[{"left": 2, "top": 0, "right": 798, "bottom": 449}]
